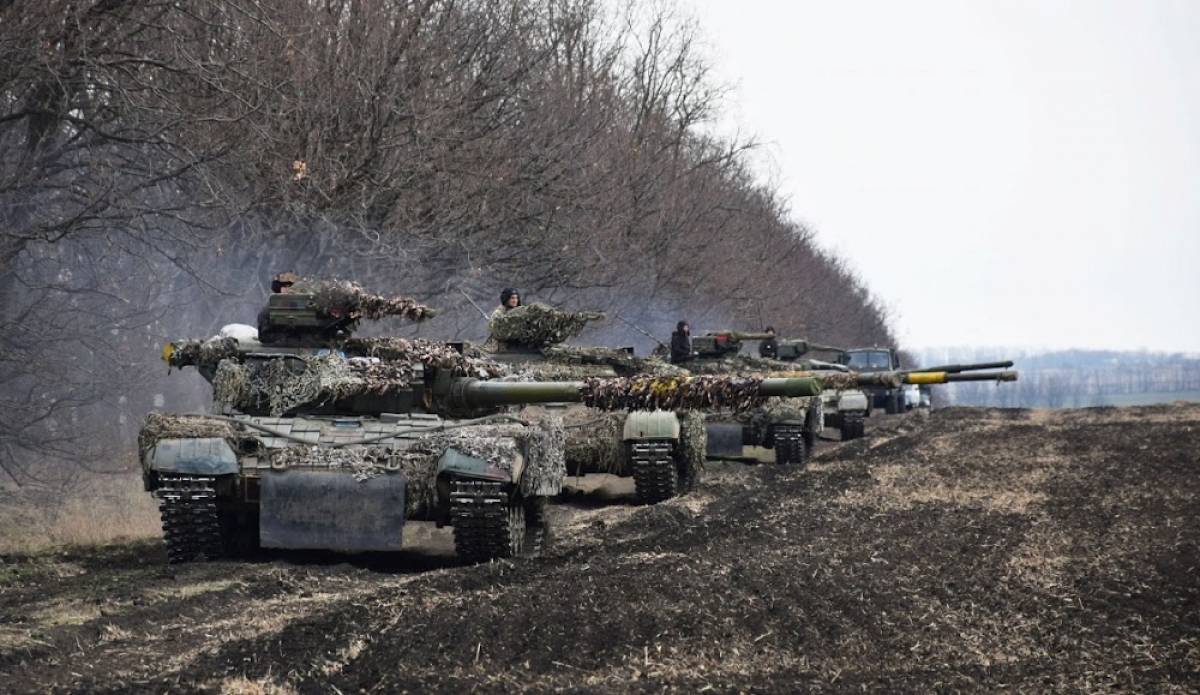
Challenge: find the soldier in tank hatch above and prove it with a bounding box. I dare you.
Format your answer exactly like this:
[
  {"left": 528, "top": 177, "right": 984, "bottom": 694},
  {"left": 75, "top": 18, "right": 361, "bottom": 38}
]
[
  {"left": 256, "top": 271, "right": 299, "bottom": 341},
  {"left": 670, "top": 321, "right": 695, "bottom": 364},
  {"left": 758, "top": 326, "right": 779, "bottom": 359}
]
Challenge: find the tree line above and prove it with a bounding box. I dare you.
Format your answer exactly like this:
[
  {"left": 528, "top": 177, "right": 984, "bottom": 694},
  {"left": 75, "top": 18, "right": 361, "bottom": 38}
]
[{"left": 0, "top": 0, "right": 894, "bottom": 489}]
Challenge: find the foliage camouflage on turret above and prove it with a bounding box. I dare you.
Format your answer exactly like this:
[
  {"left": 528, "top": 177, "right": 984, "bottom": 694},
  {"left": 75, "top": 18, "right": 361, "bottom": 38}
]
[
  {"left": 211, "top": 353, "right": 420, "bottom": 416},
  {"left": 344, "top": 337, "right": 504, "bottom": 379},
  {"left": 290, "top": 278, "right": 436, "bottom": 322},
  {"left": 488, "top": 303, "right": 605, "bottom": 347},
  {"left": 167, "top": 337, "right": 239, "bottom": 370}
]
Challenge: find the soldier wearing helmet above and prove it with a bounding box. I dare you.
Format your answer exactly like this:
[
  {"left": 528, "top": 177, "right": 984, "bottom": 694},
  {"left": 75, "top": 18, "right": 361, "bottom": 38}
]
[
  {"left": 270, "top": 271, "right": 299, "bottom": 293},
  {"left": 491, "top": 287, "right": 521, "bottom": 320}
]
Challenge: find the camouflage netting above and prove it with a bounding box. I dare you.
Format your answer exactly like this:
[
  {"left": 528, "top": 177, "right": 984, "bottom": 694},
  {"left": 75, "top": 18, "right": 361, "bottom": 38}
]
[
  {"left": 563, "top": 410, "right": 628, "bottom": 476},
  {"left": 726, "top": 396, "right": 817, "bottom": 433},
  {"left": 344, "top": 337, "right": 504, "bottom": 379},
  {"left": 538, "top": 345, "right": 688, "bottom": 378},
  {"left": 581, "top": 375, "right": 768, "bottom": 413},
  {"left": 679, "top": 354, "right": 789, "bottom": 376},
  {"left": 138, "top": 412, "right": 242, "bottom": 458},
  {"left": 488, "top": 303, "right": 605, "bottom": 347},
  {"left": 211, "top": 353, "right": 420, "bottom": 416},
  {"left": 290, "top": 278, "right": 436, "bottom": 322},
  {"left": 267, "top": 418, "right": 564, "bottom": 516},
  {"left": 678, "top": 411, "right": 707, "bottom": 484},
  {"left": 167, "top": 337, "right": 240, "bottom": 370}
]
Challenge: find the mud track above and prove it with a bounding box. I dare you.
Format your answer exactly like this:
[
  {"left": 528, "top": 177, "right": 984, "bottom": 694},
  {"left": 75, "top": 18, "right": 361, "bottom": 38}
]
[{"left": 1, "top": 405, "right": 1197, "bottom": 693}]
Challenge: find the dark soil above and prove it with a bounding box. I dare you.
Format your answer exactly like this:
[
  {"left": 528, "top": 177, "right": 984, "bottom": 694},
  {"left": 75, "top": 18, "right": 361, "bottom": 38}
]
[{"left": 1, "top": 405, "right": 1197, "bottom": 693}]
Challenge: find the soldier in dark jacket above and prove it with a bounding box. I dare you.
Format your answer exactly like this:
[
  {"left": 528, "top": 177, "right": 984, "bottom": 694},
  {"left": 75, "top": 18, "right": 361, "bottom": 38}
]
[
  {"left": 758, "top": 326, "right": 779, "bottom": 359},
  {"left": 670, "top": 321, "right": 694, "bottom": 364}
]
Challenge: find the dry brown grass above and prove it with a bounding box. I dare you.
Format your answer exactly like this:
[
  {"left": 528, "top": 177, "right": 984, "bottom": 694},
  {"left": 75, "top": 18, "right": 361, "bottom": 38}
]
[{"left": 0, "top": 473, "right": 161, "bottom": 553}]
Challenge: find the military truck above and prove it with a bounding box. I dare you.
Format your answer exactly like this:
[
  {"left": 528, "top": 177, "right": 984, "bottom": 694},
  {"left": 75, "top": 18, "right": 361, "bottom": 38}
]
[
  {"left": 140, "top": 285, "right": 822, "bottom": 563},
  {"left": 837, "top": 347, "right": 906, "bottom": 414}
]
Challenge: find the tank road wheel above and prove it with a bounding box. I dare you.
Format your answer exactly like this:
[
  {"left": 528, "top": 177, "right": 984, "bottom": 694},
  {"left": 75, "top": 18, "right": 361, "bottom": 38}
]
[
  {"left": 885, "top": 390, "right": 902, "bottom": 415},
  {"left": 157, "top": 475, "right": 222, "bottom": 563},
  {"left": 630, "top": 440, "right": 678, "bottom": 504},
  {"left": 451, "top": 480, "right": 542, "bottom": 563},
  {"left": 773, "top": 425, "right": 806, "bottom": 466},
  {"left": 841, "top": 413, "right": 865, "bottom": 441}
]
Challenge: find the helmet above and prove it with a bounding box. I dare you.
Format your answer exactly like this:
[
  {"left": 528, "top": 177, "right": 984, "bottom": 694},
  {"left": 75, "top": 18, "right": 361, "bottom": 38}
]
[
  {"left": 271, "top": 272, "right": 299, "bottom": 293},
  {"left": 499, "top": 287, "right": 520, "bottom": 307}
]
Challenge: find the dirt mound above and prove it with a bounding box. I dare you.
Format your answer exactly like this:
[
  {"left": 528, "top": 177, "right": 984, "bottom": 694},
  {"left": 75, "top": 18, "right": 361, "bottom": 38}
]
[{"left": 1, "top": 405, "right": 1197, "bottom": 693}]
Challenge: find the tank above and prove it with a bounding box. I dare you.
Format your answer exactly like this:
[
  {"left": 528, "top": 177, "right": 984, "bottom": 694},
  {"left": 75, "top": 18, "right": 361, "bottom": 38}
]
[
  {"left": 772, "top": 338, "right": 870, "bottom": 441},
  {"left": 672, "top": 331, "right": 826, "bottom": 465},
  {"left": 140, "top": 286, "right": 822, "bottom": 563},
  {"left": 484, "top": 304, "right": 719, "bottom": 504}
]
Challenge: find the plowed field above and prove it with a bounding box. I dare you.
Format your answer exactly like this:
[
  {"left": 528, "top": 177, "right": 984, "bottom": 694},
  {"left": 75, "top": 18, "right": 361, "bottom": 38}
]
[{"left": 2, "top": 405, "right": 1197, "bottom": 693}]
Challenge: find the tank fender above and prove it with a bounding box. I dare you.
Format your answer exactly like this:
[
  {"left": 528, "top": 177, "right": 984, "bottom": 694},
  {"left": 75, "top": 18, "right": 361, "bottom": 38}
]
[
  {"left": 438, "top": 448, "right": 522, "bottom": 483},
  {"left": 144, "top": 437, "right": 238, "bottom": 476},
  {"left": 837, "top": 391, "right": 870, "bottom": 413},
  {"left": 622, "top": 411, "right": 680, "bottom": 442}
]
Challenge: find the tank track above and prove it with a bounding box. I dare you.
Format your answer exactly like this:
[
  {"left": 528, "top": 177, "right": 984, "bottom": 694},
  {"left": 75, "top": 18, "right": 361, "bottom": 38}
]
[
  {"left": 450, "top": 480, "right": 545, "bottom": 563},
  {"left": 157, "top": 475, "right": 222, "bottom": 564},
  {"left": 630, "top": 440, "right": 677, "bottom": 504},
  {"left": 840, "top": 412, "right": 866, "bottom": 440},
  {"left": 774, "top": 424, "right": 807, "bottom": 466}
]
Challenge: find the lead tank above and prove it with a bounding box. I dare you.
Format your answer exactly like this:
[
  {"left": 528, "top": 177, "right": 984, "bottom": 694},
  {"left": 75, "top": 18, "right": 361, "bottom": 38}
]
[{"left": 140, "top": 284, "right": 822, "bottom": 563}]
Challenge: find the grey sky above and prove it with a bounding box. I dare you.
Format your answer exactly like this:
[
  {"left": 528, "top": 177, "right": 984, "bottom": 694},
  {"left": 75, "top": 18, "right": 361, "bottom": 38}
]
[{"left": 688, "top": 0, "right": 1200, "bottom": 352}]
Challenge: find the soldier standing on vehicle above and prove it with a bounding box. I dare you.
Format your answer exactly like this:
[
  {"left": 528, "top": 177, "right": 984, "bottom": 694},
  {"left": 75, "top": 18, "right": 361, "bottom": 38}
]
[
  {"left": 759, "top": 326, "right": 779, "bottom": 359},
  {"left": 670, "top": 320, "right": 694, "bottom": 364}
]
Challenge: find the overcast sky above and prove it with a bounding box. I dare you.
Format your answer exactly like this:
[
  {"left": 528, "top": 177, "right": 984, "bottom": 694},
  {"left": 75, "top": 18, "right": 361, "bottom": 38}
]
[{"left": 687, "top": 0, "right": 1200, "bottom": 353}]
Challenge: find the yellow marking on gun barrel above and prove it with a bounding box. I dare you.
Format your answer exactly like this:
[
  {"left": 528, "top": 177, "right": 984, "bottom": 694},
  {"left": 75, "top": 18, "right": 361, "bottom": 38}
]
[
  {"left": 161, "top": 343, "right": 176, "bottom": 364},
  {"left": 906, "top": 372, "right": 948, "bottom": 385}
]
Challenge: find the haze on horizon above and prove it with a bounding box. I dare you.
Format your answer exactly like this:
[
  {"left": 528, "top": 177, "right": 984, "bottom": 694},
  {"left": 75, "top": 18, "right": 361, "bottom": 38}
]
[{"left": 688, "top": 0, "right": 1200, "bottom": 354}]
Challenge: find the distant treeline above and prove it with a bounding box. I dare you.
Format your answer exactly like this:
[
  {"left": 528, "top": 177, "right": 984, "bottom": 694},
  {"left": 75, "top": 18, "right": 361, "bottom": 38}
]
[
  {"left": 916, "top": 348, "right": 1200, "bottom": 408},
  {"left": 0, "top": 0, "right": 892, "bottom": 488}
]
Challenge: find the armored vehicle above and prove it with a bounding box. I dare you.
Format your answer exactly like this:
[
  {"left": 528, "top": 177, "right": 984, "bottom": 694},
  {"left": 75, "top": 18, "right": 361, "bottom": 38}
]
[
  {"left": 773, "top": 338, "right": 869, "bottom": 441},
  {"left": 485, "top": 303, "right": 708, "bottom": 504},
  {"left": 676, "top": 331, "right": 825, "bottom": 465},
  {"left": 838, "top": 347, "right": 905, "bottom": 413},
  {"left": 140, "top": 284, "right": 821, "bottom": 563}
]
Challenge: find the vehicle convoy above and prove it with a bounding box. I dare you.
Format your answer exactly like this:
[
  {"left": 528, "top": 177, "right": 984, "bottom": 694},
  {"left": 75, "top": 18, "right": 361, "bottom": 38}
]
[
  {"left": 139, "top": 282, "right": 822, "bottom": 564},
  {"left": 837, "top": 347, "right": 1014, "bottom": 415},
  {"left": 678, "top": 332, "right": 1019, "bottom": 459}
]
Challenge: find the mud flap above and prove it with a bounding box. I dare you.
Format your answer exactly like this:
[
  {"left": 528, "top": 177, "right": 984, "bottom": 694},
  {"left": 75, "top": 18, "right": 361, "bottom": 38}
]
[
  {"left": 260, "top": 470, "right": 406, "bottom": 552},
  {"left": 705, "top": 423, "right": 744, "bottom": 458}
]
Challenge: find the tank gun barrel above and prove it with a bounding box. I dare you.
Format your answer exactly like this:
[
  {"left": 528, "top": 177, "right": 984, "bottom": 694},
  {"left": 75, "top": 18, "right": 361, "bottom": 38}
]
[
  {"left": 903, "top": 370, "right": 1018, "bottom": 384},
  {"left": 789, "top": 369, "right": 1018, "bottom": 390},
  {"left": 453, "top": 375, "right": 822, "bottom": 412},
  {"left": 905, "top": 360, "right": 1014, "bottom": 374}
]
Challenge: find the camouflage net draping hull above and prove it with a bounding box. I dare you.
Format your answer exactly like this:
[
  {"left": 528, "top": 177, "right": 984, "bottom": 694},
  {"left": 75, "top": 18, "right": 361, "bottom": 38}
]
[
  {"left": 678, "top": 411, "right": 707, "bottom": 481},
  {"left": 488, "top": 303, "right": 605, "bottom": 347},
  {"left": 713, "top": 396, "right": 820, "bottom": 443},
  {"left": 290, "top": 278, "right": 436, "bottom": 322},
  {"left": 580, "top": 375, "right": 768, "bottom": 413},
  {"left": 563, "top": 410, "right": 628, "bottom": 476},
  {"left": 138, "top": 412, "right": 242, "bottom": 459}
]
